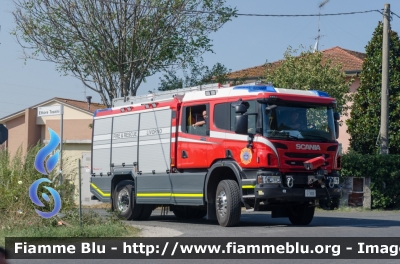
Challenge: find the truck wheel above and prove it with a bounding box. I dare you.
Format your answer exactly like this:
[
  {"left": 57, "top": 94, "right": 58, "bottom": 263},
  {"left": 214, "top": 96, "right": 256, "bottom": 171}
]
[
  {"left": 215, "top": 180, "right": 241, "bottom": 227},
  {"left": 137, "top": 205, "right": 154, "bottom": 220},
  {"left": 288, "top": 204, "right": 315, "bottom": 225},
  {"left": 113, "top": 180, "right": 143, "bottom": 220},
  {"left": 172, "top": 206, "right": 207, "bottom": 219}
]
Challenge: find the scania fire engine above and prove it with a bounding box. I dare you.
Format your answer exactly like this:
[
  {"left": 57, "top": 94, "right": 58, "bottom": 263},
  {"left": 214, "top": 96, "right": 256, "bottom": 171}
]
[{"left": 90, "top": 82, "right": 342, "bottom": 227}]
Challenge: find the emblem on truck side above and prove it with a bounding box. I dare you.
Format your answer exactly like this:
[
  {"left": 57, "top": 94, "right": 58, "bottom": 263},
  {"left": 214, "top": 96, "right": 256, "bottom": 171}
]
[
  {"left": 296, "top": 144, "right": 321, "bottom": 150},
  {"left": 240, "top": 148, "right": 253, "bottom": 165}
]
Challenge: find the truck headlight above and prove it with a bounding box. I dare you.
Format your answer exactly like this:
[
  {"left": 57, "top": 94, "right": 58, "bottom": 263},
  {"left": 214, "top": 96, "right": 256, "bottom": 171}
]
[{"left": 258, "top": 175, "right": 281, "bottom": 184}]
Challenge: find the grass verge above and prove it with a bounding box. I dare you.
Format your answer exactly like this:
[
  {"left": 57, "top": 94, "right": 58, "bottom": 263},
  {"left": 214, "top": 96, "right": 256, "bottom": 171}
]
[
  {"left": 0, "top": 209, "right": 140, "bottom": 247},
  {"left": 0, "top": 145, "right": 141, "bottom": 247}
]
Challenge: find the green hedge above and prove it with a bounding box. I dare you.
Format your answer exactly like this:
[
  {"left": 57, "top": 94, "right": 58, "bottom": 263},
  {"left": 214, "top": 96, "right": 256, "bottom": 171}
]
[{"left": 341, "top": 152, "right": 400, "bottom": 209}]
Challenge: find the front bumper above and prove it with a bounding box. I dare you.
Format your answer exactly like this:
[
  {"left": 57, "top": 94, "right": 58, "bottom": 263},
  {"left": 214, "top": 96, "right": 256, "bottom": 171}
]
[{"left": 255, "top": 184, "right": 342, "bottom": 201}]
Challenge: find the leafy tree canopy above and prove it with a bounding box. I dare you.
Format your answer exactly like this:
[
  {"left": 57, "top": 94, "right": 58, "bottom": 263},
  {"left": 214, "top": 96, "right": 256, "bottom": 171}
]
[
  {"left": 157, "top": 62, "right": 231, "bottom": 91},
  {"left": 347, "top": 21, "right": 400, "bottom": 154},
  {"left": 12, "top": 0, "right": 237, "bottom": 106},
  {"left": 263, "top": 45, "right": 352, "bottom": 115}
]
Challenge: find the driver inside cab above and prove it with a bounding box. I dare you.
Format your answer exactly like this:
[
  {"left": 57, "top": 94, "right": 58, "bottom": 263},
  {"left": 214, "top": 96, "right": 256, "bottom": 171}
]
[{"left": 279, "top": 109, "right": 305, "bottom": 130}]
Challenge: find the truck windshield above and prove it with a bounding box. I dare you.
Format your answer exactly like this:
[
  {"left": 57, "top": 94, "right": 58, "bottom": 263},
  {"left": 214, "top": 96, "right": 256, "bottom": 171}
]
[{"left": 263, "top": 105, "right": 336, "bottom": 142}]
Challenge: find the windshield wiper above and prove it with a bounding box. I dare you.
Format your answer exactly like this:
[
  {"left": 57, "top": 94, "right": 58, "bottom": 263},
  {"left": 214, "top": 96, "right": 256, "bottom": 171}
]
[
  {"left": 285, "top": 134, "right": 300, "bottom": 140},
  {"left": 301, "top": 134, "right": 331, "bottom": 142},
  {"left": 267, "top": 131, "right": 300, "bottom": 140}
]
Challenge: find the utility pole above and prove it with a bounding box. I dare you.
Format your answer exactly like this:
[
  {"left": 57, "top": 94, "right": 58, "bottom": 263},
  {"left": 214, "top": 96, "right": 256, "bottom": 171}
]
[
  {"left": 60, "top": 105, "right": 64, "bottom": 184},
  {"left": 380, "top": 3, "right": 390, "bottom": 155}
]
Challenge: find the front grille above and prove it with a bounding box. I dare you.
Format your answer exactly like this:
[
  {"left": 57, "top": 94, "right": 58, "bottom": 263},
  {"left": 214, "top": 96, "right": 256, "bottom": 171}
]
[
  {"left": 286, "top": 160, "right": 329, "bottom": 166},
  {"left": 284, "top": 153, "right": 330, "bottom": 159},
  {"left": 286, "top": 160, "right": 305, "bottom": 166}
]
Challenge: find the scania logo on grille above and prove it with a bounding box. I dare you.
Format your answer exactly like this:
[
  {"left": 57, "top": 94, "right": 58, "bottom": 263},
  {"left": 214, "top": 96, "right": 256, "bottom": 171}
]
[{"left": 296, "top": 144, "right": 321, "bottom": 150}]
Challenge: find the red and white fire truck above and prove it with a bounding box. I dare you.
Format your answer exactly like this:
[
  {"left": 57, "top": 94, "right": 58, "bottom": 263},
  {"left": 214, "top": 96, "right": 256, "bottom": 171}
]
[{"left": 90, "top": 82, "right": 342, "bottom": 227}]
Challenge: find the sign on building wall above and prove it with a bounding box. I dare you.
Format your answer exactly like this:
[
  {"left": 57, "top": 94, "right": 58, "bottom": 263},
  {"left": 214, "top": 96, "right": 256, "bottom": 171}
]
[
  {"left": 37, "top": 105, "right": 63, "bottom": 117},
  {"left": 37, "top": 104, "right": 65, "bottom": 184}
]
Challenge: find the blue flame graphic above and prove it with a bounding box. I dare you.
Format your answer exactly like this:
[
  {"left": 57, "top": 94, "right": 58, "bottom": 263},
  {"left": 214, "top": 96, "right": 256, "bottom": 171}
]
[
  {"left": 29, "top": 178, "right": 62, "bottom": 218},
  {"left": 34, "top": 128, "right": 60, "bottom": 175}
]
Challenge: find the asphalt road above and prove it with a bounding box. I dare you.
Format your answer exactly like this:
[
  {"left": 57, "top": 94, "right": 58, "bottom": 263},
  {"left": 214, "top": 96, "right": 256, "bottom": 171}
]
[
  {"left": 124, "top": 208, "right": 400, "bottom": 237},
  {"left": 7, "top": 209, "right": 400, "bottom": 264}
]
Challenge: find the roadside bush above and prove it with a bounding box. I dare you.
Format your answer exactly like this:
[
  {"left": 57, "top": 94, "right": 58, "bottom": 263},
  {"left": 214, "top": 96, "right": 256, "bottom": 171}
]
[
  {"left": 0, "top": 144, "right": 140, "bottom": 247},
  {"left": 0, "top": 142, "right": 76, "bottom": 230},
  {"left": 341, "top": 152, "right": 400, "bottom": 209}
]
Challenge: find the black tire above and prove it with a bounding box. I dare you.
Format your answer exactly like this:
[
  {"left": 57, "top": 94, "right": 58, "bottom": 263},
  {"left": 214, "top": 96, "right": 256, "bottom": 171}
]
[
  {"left": 193, "top": 207, "right": 207, "bottom": 219},
  {"left": 288, "top": 204, "right": 315, "bottom": 225},
  {"left": 319, "top": 198, "right": 339, "bottom": 210},
  {"left": 137, "top": 204, "right": 155, "bottom": 220},
  {"left": 113, "top": 180, "right": 143, "bottom": 220},
  {"left": 215, "top": 180, "right": 241, "bottom": 227},
  {"left": 172, "top": 206, "right": 207, "bottom": 219}
]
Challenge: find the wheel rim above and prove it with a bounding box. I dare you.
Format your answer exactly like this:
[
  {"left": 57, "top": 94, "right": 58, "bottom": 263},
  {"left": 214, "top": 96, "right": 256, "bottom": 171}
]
[
  {"left": 216, "top": 190, "right": 228, "bottom": 218},
  {"left": 117, "top": 188, "right": 130, "bottom": 213}
]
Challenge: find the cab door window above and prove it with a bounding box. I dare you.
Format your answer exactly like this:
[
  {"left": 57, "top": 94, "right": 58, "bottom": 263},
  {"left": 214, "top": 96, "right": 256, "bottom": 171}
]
[{"left": 182, "top": 104, "right": 208, "bottom": 136}]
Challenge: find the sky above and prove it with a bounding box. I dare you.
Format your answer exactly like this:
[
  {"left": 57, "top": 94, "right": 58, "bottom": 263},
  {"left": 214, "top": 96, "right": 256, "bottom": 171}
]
[{"left": 1, "top": 0, "right": 399, "bottom": 118}]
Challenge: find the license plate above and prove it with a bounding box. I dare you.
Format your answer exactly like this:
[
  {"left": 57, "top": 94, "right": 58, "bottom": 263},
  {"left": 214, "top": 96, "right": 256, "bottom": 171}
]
[
  {"left": 305, "top": 189, "right": 316, "bottom": 197},
  {"left": 333, "top": 177, "right": 339, "bottom": 185}
]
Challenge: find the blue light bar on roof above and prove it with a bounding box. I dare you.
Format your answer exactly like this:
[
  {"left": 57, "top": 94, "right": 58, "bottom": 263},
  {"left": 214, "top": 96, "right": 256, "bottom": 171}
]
[
  {"left": 233, "top": 85, "right": 276, "bottom": 93},
  {"left": 309, "top": 90, "right": 330, "bottom": 97},
  {"left": 93, "top": 108, "right": 112, "bottom": 117}
]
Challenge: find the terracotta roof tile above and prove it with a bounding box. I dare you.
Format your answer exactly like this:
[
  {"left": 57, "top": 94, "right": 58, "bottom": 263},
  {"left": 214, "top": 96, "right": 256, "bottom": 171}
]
[
  {"left": 227, "top": 46, "right": 365, "bottom": 80},
  {"left": 55, "top": 97, "right": 106, "bottom": 113}
]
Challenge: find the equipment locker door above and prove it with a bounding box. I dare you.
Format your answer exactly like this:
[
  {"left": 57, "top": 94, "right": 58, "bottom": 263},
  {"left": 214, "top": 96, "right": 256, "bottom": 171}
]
[
  {"left": 136, "top": 108, "right": 173, "bottom": 204},
  {"left": 177, "top": 103, "right": 211, "bottom": 168},
  {"left": 91, "top": 117, "right": 113, "bottom": 202}
]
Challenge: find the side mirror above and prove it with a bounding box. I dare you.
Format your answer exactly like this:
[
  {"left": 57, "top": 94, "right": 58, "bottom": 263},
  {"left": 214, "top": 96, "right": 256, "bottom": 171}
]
[
  {"left": 235, "top": 104, "right": 247, "bottom": 114},
  {"left": 265, "top": 104, "right": 277, "bottom": 114},
  {"left": 235, "top": 115, "right": 248, "bottom": 135},
  {"left": 334, "top": 112, "right": 340, "bottom": 120},
  {"left": 334, "top": 120, "right": 339, "bottom": 139}
]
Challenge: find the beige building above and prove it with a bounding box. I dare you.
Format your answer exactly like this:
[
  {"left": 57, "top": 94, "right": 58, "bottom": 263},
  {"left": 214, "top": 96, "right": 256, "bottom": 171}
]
[
  {"left": 0, "top": 97, "right": 105, "bottom": 204},
  {"left": 226, "top": 46, "right": 365, "bottom": 153}
]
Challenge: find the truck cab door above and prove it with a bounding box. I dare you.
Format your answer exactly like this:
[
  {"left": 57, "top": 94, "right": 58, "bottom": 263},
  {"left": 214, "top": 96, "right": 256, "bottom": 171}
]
[{"left": 177, "top": 103, "right": 210, "bottom": 168}]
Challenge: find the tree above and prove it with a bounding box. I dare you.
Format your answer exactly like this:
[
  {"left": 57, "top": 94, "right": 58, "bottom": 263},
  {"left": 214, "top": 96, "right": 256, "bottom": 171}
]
[
  {"left": 157, "top": 62, "right": 231, "bottom": 91},
  {"left": 12, "top": 0, "right": 236, "bottom": 106},
  {"left": 263, "top": 45, "right": 352, "bottom": 115},
  {"left": 347, "top": 22, "right": 400, "bottom": 154}
]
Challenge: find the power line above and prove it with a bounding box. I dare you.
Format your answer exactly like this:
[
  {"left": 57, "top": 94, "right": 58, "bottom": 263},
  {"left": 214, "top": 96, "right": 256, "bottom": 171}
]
[
  {"left": 0, "top": 82, "right": 83, "bottom": 94},
  {"left": 234, "top": 10, "right": 382, "bottom": 17},
  {"left": 105, "top": 1, "right": 382, "bottom": 17},
  {"left": 8, "top": 0, "right": 385, "bottom": 17},
  {"left": 5, "top": 0, "right": 384, "bottom": 18},
  {"left": 0, "top": 101, "right": 32, "bottom": 107},
  {"left": 390, "top": 11, "right": 400, "bottom": 19}
]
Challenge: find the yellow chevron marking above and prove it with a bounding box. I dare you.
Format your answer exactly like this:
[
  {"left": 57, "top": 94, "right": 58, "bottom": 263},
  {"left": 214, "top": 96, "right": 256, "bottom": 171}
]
[{"left": 90, "top": 183, "right": 111, "bottom": 197}]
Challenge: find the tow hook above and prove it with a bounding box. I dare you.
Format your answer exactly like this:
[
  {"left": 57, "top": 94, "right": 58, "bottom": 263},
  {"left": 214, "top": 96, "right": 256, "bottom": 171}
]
[
  {"left": 286, "top": 176, "right": 294, "bottom": 188},
  {"left": 328, "top": 177, "right": 335, "bottom": 188}
]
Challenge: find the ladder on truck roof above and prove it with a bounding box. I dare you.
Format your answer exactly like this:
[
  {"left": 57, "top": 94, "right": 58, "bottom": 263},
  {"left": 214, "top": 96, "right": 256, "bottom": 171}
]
[{"left": 112, "top": 83, "right": 231, "bottom": 107}]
